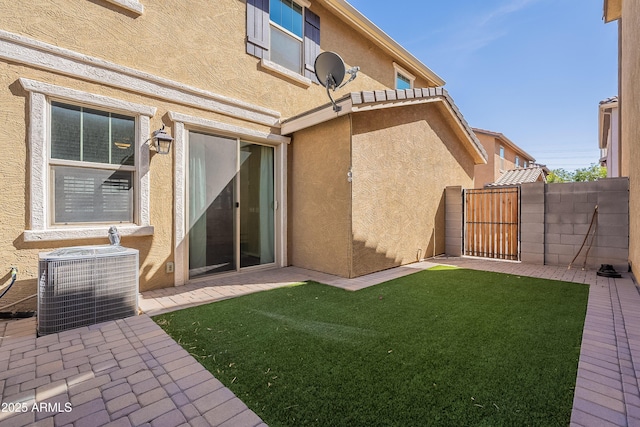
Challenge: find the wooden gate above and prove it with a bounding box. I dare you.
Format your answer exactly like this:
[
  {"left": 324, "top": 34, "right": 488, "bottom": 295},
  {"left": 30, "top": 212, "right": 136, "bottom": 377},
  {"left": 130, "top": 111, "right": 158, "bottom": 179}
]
[{"left": 463, "top": 187, "right": 520, "bottom": 260}]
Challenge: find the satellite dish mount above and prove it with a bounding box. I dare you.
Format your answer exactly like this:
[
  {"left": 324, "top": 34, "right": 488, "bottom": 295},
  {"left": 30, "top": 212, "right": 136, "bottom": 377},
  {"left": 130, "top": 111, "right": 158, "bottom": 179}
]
[{"left": 314, "top": 52, "right": 360, "bottom": 112}]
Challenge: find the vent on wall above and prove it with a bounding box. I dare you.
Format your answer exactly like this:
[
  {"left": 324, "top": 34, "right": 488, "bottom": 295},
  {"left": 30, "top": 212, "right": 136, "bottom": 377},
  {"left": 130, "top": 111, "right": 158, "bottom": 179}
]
[{"left": 38, "top": 245, "right": 139, "bottom": 336}]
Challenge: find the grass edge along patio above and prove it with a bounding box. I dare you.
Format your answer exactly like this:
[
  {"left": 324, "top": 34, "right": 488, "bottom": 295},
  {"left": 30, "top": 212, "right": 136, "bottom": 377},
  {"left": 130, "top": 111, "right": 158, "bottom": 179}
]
[{"left": 155, "top": 266, "right": 588, "bottom": 426}]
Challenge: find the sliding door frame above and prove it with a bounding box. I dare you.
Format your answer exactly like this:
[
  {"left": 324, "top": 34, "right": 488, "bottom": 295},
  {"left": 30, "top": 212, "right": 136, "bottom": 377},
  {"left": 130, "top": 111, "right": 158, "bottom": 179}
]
[{"left": 170, "top": 112, "right": 289, "bottom": 286}]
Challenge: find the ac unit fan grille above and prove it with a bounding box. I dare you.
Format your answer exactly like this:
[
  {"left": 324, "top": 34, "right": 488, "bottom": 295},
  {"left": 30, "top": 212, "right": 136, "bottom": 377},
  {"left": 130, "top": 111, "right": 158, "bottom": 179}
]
[{"left": 38, "top": 246, "right": 139, "bottom": 336}]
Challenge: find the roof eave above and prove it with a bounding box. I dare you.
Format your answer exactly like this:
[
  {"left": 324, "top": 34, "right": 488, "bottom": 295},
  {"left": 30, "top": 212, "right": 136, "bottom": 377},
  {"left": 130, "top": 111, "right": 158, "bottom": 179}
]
[
  {"left": 281, "top": 88, "right": 488, "bottom": 165},
  {"left": 604, "top": 0, "right": 622, "bottom": 23},
  {"left": 472, "top": 128, "right": 536, "bottom": 162}
]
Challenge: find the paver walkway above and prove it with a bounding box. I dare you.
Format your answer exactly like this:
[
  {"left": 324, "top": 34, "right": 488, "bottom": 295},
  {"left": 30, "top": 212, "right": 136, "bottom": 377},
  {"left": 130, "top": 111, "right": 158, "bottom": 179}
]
[
  {"left": 0, "top": 261, "right": 438, "bottom": 427},
  {"left": 0, "top": 257, "right": 637, "bottom": 426}
]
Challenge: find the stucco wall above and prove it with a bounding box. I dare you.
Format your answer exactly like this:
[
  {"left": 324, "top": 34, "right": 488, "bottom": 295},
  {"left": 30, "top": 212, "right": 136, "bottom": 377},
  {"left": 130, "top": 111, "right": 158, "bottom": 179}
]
[
  {"left": 473, "top": 133, "right": 497, "bottom": 188},
  {"left": 0, "top": 0, "right": 434, "bottom": 120},
  {"left": 621, "top": 0, "right": 640, "bottom": 273},
  {"left": 0, "top": 63, "right": 233, "bottom": 300},
  {"left": 350, "top": 103, "right": 475, "bottom": 277},
  {"left": 0, "top": 0, "right": 443, "bottom": 301},
  {"left": 473, "top": 132, "right": 534, "bottom": 188},
  {"left": 287, "top": 116, "right": 352, "bottom": 277}
]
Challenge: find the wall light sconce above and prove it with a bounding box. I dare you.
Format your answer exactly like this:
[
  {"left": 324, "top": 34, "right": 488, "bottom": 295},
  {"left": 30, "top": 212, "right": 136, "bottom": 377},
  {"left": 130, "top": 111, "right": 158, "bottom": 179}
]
[{"left": 151, "top": 125, "right": 174, "bottom": 155}]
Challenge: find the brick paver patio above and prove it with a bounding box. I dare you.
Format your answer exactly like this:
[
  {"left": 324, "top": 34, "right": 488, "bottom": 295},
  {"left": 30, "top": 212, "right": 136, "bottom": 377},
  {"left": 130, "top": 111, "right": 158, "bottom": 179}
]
[{"left": 0, "top": 257, "right": 636, "bottom": 426}]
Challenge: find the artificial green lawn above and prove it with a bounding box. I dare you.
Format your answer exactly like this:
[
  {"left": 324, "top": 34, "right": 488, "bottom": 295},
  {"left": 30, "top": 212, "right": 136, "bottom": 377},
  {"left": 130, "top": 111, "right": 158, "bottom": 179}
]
[{"left": 154, "top": 267, "right": 588, "bottom": 426}]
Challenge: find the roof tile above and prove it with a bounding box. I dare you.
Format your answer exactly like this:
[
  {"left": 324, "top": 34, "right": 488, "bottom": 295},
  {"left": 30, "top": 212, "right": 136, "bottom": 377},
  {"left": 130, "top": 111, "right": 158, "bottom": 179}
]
[{"left": 488, "top": 167, "right": 546, "bottom": 187}]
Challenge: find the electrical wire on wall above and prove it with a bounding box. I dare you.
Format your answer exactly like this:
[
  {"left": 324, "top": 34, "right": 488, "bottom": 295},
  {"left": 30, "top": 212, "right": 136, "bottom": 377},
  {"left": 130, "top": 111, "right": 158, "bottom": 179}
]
[{"left": 568, "top": 205, "right": 598, "bottom": 270}]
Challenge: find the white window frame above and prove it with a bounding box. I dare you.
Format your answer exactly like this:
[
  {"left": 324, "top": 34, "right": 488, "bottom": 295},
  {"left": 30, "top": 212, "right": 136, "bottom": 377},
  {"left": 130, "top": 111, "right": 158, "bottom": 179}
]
[
  {"left": 499, "top": 145, "right": 505, "bottom": 171},
  {"left": 394, "top": 62, "right": 416, "bottom": 90},
  {"left": 515, "top": 156, "right": 520, "bottom": 168},
  {"left": 102, "top": 0, "right": 144, "bottom": 15},
  {"left": 269, "top": 0, "right": 306, "bottom": 75},
  {"left": 20, "top": 78, "right": 155, "bottom": 241}
]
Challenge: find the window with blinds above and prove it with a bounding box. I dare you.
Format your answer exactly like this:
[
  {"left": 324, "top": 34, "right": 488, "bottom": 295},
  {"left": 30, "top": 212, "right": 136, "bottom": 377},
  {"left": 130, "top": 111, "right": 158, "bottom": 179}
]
[{"left": 50, "top": 102, "right": 135, "bottom": 225}]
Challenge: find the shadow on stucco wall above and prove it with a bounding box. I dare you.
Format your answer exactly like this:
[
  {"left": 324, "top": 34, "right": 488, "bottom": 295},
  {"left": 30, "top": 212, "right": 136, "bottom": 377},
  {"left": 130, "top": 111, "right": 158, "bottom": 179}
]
[
  {"left": 350, "top": 191, "right": 446, "bottom": 278},
  {"left": 0, "top": 277, "right": 37, "bottom": 313}
]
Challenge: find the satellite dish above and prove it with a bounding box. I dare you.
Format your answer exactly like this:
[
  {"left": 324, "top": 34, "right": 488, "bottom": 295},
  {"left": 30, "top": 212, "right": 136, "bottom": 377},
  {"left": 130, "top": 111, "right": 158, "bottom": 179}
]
[
  {"left": 314, "top": 51, "right": 360, "bottom": 112},
  {"left": 315, "top": 52, "right": 346, "bottom": 91}
]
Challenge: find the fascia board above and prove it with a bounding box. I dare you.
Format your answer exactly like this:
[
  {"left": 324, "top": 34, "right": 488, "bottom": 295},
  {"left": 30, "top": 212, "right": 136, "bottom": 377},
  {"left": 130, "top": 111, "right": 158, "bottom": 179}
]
[
  {"left": 474, "top": 128, "right": 535, "bottom": 162},
  {"left": 281, "top": 99, "right": 353, "bottom": 135},
  {"left": 438, "top": 101, "right": 487, "bottom": 165},
  {"left": 604, "top": 0, "right": 622, "bottom": 22},
  {"left": 282, "top": 91, "right": 487, "bottom": 166}
]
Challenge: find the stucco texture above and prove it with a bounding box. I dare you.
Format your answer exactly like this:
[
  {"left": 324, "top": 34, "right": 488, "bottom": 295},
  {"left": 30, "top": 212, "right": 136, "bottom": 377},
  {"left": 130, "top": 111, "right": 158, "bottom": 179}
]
[
  {"left": 350, "top": 103, "right": 474, "bottom": 277},
  {"left": 287, "top": 116, "right": 352, "bottom": 277},
  {"left": 0, "top": 0, "right": 434, "bottom": 120},
  {"left": 0, "top": 0, "right": 444, "bottom": 299},
  {"left": 621, "top": 0, "right": 640, "bottom": 273},
  {"left": 288, "top": 103, "right": 475, "bottom": 278},
  {"left": 0, "top": 62, "right": 187, "bottom": 297},
  {"left": 473, "top": 132, "right": 535, "bottom": 188}
]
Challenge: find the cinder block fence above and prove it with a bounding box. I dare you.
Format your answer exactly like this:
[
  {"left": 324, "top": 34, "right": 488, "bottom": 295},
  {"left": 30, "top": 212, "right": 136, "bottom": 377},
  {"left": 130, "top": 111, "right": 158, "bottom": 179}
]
[{"left": 445, "top": 178, "right": 629, "bottom": 271}]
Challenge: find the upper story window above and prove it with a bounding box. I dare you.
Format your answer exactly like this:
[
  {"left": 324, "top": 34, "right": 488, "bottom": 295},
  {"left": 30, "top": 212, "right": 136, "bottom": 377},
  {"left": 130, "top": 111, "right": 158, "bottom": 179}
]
[
  {"left": 396, "top": 73, "right": 411, "bottom": 90},
  {"left": 50, "top": 102, "right": 136, "bottom": 224},
  {"left": 515, "top": 156, "right": 520, "bottom": 168},
  {"left": 394, "top": 62, "right": 415, "bottom": 90},
  {"left": 499, "top": 145, "right": 505, "bottom": 170},
  {"left": 247, "top": 0, "right": 320, "bottom": 81},
  {"left": 523, "top": 160, "right": 528, "bottom": 168},
  {"left": 270, "top": 0, "right": 304, "bottom": 73}
]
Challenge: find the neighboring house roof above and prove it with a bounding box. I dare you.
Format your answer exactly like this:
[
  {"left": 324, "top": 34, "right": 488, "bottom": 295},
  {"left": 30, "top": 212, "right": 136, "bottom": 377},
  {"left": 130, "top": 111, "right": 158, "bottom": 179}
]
[
  {"left": 280, "top": 87, "right": 488, "bottom": 164},
  {"left": 487, "top": 166, "right": 547, "bottom": 187},
  {"left": 472, "top": 127, "right": 536, "bottom": 162},
  {"left": 320, "top": 0, "right": 445, "bottom": 87}
]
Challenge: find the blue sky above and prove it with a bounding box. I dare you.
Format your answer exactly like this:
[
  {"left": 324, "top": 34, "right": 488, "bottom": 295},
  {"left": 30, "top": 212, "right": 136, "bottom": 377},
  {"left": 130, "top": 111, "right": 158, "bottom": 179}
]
[{"left": 346, "top": 0, "right": 618, "bottom": 171}]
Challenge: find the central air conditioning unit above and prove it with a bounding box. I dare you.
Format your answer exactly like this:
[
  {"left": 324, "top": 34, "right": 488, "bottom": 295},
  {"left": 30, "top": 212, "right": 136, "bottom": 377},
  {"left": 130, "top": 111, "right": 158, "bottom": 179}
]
[{"left": 38, "top": 245, "right": 139, "bottom": 336}]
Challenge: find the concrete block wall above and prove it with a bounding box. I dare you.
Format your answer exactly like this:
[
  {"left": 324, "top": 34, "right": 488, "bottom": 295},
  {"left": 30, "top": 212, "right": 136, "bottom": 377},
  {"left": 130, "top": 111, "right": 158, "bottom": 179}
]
[
  {"left": 545, "top": 178, "right": 629, "bottom": 271},
  {"left": 520, "top": 182, "right": 545, "bottom": 264},
  {"left": 445, "top": 178, "right": 629, "bottom": 271},
  {"left": 445, "top": 186, "right": 463, "bottom": 257}
]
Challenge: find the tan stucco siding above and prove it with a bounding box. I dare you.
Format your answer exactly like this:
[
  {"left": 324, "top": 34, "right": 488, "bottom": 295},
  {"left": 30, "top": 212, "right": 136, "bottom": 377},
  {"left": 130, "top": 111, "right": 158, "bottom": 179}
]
[
  {"left": 0, "top": 0, "right": 432, "bottom": 121},
  {"left": 315, "top": 2, "right": 433, "bottom": 91},
  {"left": 0, "top": 61, "right": 279, "bottom": 294},
  {"left": 621, "top": 0, "right": 640, "bottom": 272},
  {"left": 473, "top": 132, "right": 534, "bottom": 188},
  {"left": 473, "top": 134, "right": 498, "bottom": 188},
  {"left": 0, "top": 0, "right": 444, "bottom": 296},
  {"left": 350, "top": 103, "right": 475, "bottom": 277},
  {"left": 288, "top": 116, "right": 352, "bottom": 277}
]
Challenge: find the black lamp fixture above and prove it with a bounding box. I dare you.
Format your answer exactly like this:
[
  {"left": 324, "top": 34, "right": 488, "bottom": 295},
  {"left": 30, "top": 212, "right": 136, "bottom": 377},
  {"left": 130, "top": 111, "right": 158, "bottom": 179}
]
[{"left": 151, "top": 125, "right": 174, "bottom": 155}]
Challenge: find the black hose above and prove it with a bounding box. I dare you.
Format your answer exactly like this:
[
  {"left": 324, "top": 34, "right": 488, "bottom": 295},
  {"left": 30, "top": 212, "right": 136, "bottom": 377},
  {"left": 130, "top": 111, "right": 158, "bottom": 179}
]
[
  {"left": 0, "top": 267, "right": 18, "bottom": 300},
  {"left": 568, "top": 206, "right": 598, "bottom": 270}
]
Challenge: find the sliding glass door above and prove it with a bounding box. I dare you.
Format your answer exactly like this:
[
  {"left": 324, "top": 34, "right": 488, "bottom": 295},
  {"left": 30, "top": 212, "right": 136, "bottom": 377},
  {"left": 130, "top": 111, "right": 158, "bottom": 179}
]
[
  {"left": 239, "top": 142, "right": 275, "bottom": 268},
  {"left": 188, "top": 132, "right": 275, "bottom": 279}
]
